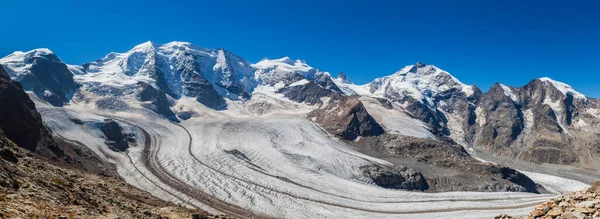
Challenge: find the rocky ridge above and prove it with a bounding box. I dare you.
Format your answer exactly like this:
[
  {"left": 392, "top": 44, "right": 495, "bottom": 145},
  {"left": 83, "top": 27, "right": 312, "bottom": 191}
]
[{"left": 495, "top": 181, "right": 600, "bottom": 219}]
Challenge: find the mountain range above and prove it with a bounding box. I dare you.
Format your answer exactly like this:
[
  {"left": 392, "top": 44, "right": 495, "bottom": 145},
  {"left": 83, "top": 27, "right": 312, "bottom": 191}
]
[{"left": 1, "top": 41, "right": 599, "bottom": 218}]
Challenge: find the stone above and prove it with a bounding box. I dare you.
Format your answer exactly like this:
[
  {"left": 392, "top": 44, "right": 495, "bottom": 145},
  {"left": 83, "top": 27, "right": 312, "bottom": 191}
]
[
  {"left": 576, "top": 200, "right": 600, "bottom": 208},
  {"left": 591, "top": 181, "right": 600, "bottom": 194},
  {"left": 561, "top": 211, "right": 579, "bottom": 219},
  {"left": 531, "top": 209, "right": 546, "bottom": 217},
  {"left": 571, "top": 211, "right": 587, "bottom": 219},
  {"left": 547, "top": 208, "right": 562, "bottom": 217}
]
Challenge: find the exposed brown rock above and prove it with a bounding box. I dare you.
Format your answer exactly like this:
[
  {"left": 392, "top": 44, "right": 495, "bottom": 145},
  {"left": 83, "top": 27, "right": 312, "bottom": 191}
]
[
  {"left": 495, "top": 181, "right": 600, "bottom": 219},
  {"left": 0, "top": 136, "right": 213, "bottom": 218},
  {"left": 309, "top": 96, "right": 384, "bottom": 140}
]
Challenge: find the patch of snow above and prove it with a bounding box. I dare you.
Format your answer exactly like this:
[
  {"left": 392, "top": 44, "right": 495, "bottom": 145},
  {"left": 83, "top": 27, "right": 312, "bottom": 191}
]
[
  {"left": 539, "top": 77, "right": 587, "bottom": 100},
  {"left": 543, "top": 97, "right": 568, "bottom": 134},
  {"left": 523, "top": 109, "right": 534, "bottom": 133},
  {"left": 253, "top": 57, "right": 322, "bottom": 85},
  {"left": 289, "top": 79, "right": 310, "bottom": 87},
  {"left": 500, "top": 84, "right": 518, "bottom": 102},
  {"left": 360, "top": 97, "right": 436, "bottom": 139},
  {"left": 475, "top": 107, "right": 486, "bottom": 125}
]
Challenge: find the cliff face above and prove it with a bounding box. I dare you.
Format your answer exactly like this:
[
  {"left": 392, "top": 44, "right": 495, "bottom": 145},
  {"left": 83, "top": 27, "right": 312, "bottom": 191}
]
[
  {"left": 470, "top": 80, "right": 600, "bottom": 169},
  {"left": 0, "top": 66, "right": 63, "bottom": 158}
]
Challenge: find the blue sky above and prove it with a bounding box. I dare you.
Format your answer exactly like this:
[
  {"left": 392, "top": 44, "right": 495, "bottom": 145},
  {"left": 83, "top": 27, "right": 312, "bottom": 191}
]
[{"left": 1, "top": 0, "right": 599, "bottom": 97}]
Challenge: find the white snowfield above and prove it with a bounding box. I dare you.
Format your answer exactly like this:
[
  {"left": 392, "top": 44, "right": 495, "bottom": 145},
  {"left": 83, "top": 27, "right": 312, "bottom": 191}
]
[{"left": 33, "top": 95, "right": 590, "bottom": 219}]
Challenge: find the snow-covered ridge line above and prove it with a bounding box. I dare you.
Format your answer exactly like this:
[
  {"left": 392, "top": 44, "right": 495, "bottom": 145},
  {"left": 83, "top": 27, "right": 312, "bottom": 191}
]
[
  {"left": 0, "top": 41, "right": 591, "bottom": 103},
  {"left": 539, "top": 77, "right": 587, "bottom": 99}
]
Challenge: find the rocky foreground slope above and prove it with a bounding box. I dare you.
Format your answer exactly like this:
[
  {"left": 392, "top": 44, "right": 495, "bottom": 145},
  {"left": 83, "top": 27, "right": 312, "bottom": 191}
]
[
  {"left": 0, "top": 66, "right": 220, "bottom": 218},
  {"left": 496, "top": 181, "right": 600, "bottom": 219}
]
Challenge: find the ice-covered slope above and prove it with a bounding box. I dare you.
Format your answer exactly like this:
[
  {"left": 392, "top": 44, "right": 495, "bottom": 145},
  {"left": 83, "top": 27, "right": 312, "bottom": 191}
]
[
  {"left": 0, "top": 48, "right": 79, "bottom": 106},
  {"left": 538, "top": 77, "right": 587, "bottom": 100},
  {"left": 79, "top": 41, "right": 257, "bottom": 101},
  {"left": 358, "top": 62, "right": 476, "bottom": 105},
  {"left": 0, "top": 48, "right": 56, "bottom": 78}
]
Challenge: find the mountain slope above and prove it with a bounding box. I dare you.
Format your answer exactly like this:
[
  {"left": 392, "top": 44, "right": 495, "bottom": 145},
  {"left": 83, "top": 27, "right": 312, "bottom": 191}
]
[
  {"left": 0, "top": 66, "right": 63, "bottom": 157},
  {"left": 0, "top": 65, "right": 215, "bottom": 218},
  {"left": 471, "top": 78, "right": 600, "bottom": 169},
  {"left": 0, "top": 49, "right": 78, "bottom": 106}
]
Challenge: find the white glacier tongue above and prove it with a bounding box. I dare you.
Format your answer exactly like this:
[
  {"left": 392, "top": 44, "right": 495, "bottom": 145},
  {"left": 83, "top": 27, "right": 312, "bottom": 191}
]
[
  {"left": 539, "top": 77, "right": 587, "bottom": 100},
  {"left": 362, "top": 63, "right": 475, "bottom": 104}
]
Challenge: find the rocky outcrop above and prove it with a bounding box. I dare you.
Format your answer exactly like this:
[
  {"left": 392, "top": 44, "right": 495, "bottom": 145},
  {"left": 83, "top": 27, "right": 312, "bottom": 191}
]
[
  {"left": 280, "top": 81, "right": 344, "bottom": 105},
  {"left": 137, "top": 82, "right": 178, "bottom": 122},
  {"left": 100, "top": 119, "right": 133, "bottom": 152},
  {"left": 181, "top": 68, "right": 227, "bottom": 110},
  {"left": 496, "top": 181, "right": 600, "bottom": 219},
  {"left": 0, "top": 66, "right": 64, "bottom": 158},
  {"left": 314, "top": 73, "right": 343, "bottom": 93},
  {"left": 355, "top": 134, "right": 540, "bottom": 193},
  {"left": 360, "top": 165, "right": 428, "bottom": 191},
  {"left": 309, "top": 96, "right": 384, "bottom": 140},
  {"left": 472, "top": 83, "right": 525, "bottom": 155}
]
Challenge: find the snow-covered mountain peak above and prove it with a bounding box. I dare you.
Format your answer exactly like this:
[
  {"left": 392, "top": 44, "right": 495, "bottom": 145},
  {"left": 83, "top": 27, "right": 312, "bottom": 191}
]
[
  {"left": 336, "top": 72, "right": 352, "bottom": 84},
  {"left": 1, "top": 48, "right": 59, "bottom": 63},
  {"left": 254, "top": 57, "right": 311, "bottom": 70},
  {"left": 0, "top": 48, "right": 62, "bottom": 78},
  {"left": 131, "top": 41, "right": 159, "bottom": 52},
  {"left": 253, "top": 56, "right": 322, "bottom": 85},
  {"left": 364, "top": 63, "right": 476, "bottom": 104},
  {"left": 538, "top": 77, "right": 586, "bottom": 100}
]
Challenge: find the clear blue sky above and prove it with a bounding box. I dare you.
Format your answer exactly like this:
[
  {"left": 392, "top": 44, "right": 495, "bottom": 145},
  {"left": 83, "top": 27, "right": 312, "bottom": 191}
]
[{"left": 1, "top": 0, "right": 599, "bottom": 97}]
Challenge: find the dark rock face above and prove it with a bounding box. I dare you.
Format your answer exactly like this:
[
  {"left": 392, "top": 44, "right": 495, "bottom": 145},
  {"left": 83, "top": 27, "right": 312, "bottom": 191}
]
[
  {"left": 472, "top": 83, "right": 524, "bottom": 154},
  {"left": 360, "top": 165, "right": 428, "bottom": 191},
  {"left": 402, "top": 96, "right": 450, "bottom": 136},
  {"left": 469, "top": 79, "right": 599, "bottom": 167},
  {"left": 308, "top": 96, "right": 384, "bottom": 140},
  {"left": 0, "top": 67, "right": 64, "bottom": 157},
  {"left": 374, "top": 97, "right": 393, "bottom": 109},
  {"left": 100, "top": 119, "right": 132, "bottom": 152},
  {"left": 137, "top": 82, "right": 178, "bottom": 122},
  {"left": 314, "top": 73, "right": 343, "bottom": 93},
  {"left": 96, "top": 97, "right": 132, "bottom": 112},
  {"left": 176, "top": 53, "right": 227, "bottom": 110},
  {"left": 212, "top": 49, "right": 254, "bottom": 99},
  {"left": 0, "top": 133, "right": 20, "bottom": 190},
  {"left": 280, "top": 81, "right": 344, "bottom": 105},
  {"left": 11, "top": 53, "right": 79, "bottom": 106}
]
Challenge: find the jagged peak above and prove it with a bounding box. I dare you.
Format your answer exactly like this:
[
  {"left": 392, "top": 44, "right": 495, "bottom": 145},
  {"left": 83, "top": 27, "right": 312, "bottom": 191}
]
[
  {"left": 497, "top": 83, "right": 518, "bottom": 102},
  {"left": 337, "top": 72, "right": 351, "bottom": 83},
  {"left": 537, "top": 77, "right": 586, "bottom": 99},
  {"left": 131, "top": 41, "right": 158, "bottom": 53}
]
